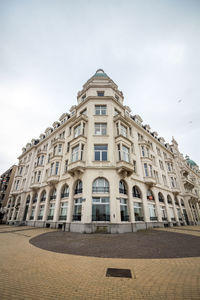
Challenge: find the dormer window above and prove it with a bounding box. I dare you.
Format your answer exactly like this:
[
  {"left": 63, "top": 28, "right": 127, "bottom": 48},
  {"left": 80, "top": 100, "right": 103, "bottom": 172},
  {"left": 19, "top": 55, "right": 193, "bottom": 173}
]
[
  {"left": 81, "top": 94, "right": 86, "bottom": 101},
  {"left": 97, "top": 91, "right": 104, "bottom": 97},
  {"left": 115, "top": 94, "right": 119, "bottom": 101}
]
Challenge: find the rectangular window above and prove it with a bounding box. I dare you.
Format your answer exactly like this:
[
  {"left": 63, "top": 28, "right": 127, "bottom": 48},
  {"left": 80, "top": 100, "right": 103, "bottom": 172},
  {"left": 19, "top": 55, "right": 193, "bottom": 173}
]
[
  {"left": 72, "top": 145, "right": 79, "bottom": 162},
  {"left": 65, "top": 160, "right": 68, "bottom": 172},
  {"left": 97, "top": 91, "right": 104, "bottom": 97},
  {"left": 156, "top": 147, "right": 161, "bottom": 156},
  {"left": 169, "top": 207, "right": 175, "bottom": 221},
  {"left": 94, "top": 145, "right": 108, "bottom": 161},
  {"left": 171, "top": 177, "right": 175, "bottom": 188},
  {"left": 162, "top": 175, "right": 167, "bottom": 186},
  {"left": 95, "top": 123, "right": 107, "bottom": 135},
  {"left": 38, "top": 206, "right": 44, "bottom": 219},
  {"left": 53, "top": 145, "right": 57, "bottom": 156},
  {"left": 133, "top": 160, "right": 137, "bottom": 173},
  {"left": 120, "top": 124, "right": 127, "bottom": 137},
  {"left": 50, "top": 163, "right": 54, "bottom": 175},
  {"left": 48, "top": 203, "right": 55, "bottom": 220},
  {"left": 59, "top": 202, "right": 68, "bottom": 220},
  {"left": 73, "top": 198, "right": 82, "bottom": 221},
  {"left": 141, "top": 146, "right": 145, "bottom": 157},
  {"left": 148, "top": 204, "right": 157, "bottom": 220},
  {"left": 122, "top": 145, "right": 129, "bottom": 162},
  {"left": 134, "top": 202, "right": 144, "bottom": 221},
  {"left": 55, "top": 162, "right": 59, "bottom": 175},
  {"left": 144, "top": 163, "right": 148, "bottom": 177},
  {"left": 58, "top": 144, "right": 62, "bottom": 154},
  {"left": 74, "top": 124, "right": 81, "bottom": 138},
  {"left": 92, "top": 197, "right": 110, "bottom": 221},
  {"left": 161, "top": 206, "right": 167, "bottom": 220},
  {"left": 95, "top": 105, "right": 107, "bottom": 115},
  {"left": 120, "top": 198, "right": 129, "bottom": 221},
  {"left": 117, "top": 144, "right": 121, "bottom": 160},
  {"left": 37, "top": 171, "right": 41, "bottom": 182},
  {"left": 159, "top": 160, "right": 164, "bottom": 170},
  {"left": 154, "top": 171, "right": 159, "bottom": 183},
  {"left": 80, "top": 144, "right": 84, "bottom": 160}
]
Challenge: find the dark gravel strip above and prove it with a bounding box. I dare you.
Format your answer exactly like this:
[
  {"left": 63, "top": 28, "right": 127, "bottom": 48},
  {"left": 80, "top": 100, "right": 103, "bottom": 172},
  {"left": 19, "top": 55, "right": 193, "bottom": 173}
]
[{"left": 30, "top": 229, "right": 200, "bottom": 259}]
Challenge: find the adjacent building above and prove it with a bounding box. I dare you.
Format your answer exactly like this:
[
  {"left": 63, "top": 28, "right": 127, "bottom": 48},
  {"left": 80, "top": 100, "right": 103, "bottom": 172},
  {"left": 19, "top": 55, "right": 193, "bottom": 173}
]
[
  {"left": 6, "top": 70, "right": 200, "bottom": 233},
  {"left": 0, "top": 165, "right": 17, "bottom": 223}
]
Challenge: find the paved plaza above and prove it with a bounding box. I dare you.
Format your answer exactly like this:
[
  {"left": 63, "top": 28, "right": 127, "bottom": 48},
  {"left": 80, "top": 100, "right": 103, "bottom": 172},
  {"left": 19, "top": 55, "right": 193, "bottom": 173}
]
[{"left": 0, "top": 225, "right": 200, "bottom": 300}]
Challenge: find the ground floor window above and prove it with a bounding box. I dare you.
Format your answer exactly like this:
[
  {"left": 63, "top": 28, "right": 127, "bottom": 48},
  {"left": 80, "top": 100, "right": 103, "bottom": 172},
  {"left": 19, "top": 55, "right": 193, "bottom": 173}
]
[
  {"left": 48, "top": 203, "right": 55, "bottom": 220},
  {"left": 59, "top": 202, "right": 68, "bottom": 220},
  {"left": 38, "top": 205, "right": 44, "bottom": 220},
  {"left": 177, "top": 208, "right": 182, "bottom": 220},
  {"left": 133, "top": 202, "right": 144, "bottom": 221},
  {"left": 169, "top": 207, "right": 175, "bottom": 221},
  {"left": 120, "top": 198, "right": 129, "bottom": 221},
  {"left": 160, "top": 206, "right": 167, "bottom": 221},
  {"left": 92, "top": 197, "right": 110, "bottom": 221},
  {"left": 73, "top": 198, "right": 82, "bottom": 221},
  {"left": 30, "top": 207, "right": 35, "bottom": 220},
  {"left": 148, "top": 204, "right": 157, "bottom": 221}
]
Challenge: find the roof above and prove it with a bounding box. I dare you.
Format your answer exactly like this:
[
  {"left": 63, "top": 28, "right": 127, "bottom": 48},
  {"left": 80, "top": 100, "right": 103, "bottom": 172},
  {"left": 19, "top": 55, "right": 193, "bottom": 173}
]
[
  {"left": 92, "top": 69, "right": 108, "bottom": 78},
  {"left": 186, "top": 158, "right": 197, "bottom": 167}
]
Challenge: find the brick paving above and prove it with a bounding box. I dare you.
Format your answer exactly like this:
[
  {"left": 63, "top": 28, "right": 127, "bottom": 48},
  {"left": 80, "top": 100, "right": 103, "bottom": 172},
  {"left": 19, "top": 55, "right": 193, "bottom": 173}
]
[{"left": 0, "top": 225, "right": 200, "bottom": 300}]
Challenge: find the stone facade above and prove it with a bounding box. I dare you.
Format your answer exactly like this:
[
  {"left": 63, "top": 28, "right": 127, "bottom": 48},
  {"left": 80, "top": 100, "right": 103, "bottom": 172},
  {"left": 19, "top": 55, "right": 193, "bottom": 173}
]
[{"left": 6, "top": 69, "right": 200, "bottom": 233}]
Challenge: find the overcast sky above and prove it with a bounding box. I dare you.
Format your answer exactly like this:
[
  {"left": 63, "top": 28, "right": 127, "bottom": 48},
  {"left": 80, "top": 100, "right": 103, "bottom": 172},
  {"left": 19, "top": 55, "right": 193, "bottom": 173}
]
[{"left": 0, "top": 0, "right": 200, "bottom": 174}]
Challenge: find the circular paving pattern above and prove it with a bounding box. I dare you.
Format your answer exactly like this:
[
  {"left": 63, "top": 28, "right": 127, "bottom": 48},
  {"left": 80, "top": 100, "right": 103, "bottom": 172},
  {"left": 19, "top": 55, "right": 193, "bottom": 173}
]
[{"left": 30, "top": 229, "right": 200, "bottom": 259}]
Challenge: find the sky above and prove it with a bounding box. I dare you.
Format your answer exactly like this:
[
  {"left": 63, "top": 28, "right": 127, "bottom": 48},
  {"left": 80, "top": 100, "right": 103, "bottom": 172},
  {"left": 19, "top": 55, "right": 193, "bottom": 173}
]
[{"left": 0, "top": 0, "right": 200, "bottom": 174}]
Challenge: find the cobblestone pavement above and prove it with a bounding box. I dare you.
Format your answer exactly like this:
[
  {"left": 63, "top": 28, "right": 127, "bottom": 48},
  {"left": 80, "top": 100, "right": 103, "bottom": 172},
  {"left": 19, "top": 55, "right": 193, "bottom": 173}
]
[{"left": 0, "top": 225, "right": 200, "bottom": 300}]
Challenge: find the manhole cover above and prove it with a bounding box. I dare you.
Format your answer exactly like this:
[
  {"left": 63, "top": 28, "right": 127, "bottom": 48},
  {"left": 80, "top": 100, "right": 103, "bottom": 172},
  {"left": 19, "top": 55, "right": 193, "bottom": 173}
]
[{"left": 106, "top": 268, "right": 132, "bottom": 278}]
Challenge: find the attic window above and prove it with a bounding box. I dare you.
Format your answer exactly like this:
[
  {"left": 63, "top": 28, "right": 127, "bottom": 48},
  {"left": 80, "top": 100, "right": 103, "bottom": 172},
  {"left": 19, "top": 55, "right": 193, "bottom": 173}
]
[
  {"left": 97, "top": 91, "right": 104, "bottom": 97},
  {"left": 115, "top": 94, "right": 119, "bottom": 101},
  {"left": 81, "top": 94, "right": 86, "bottom": 101}
]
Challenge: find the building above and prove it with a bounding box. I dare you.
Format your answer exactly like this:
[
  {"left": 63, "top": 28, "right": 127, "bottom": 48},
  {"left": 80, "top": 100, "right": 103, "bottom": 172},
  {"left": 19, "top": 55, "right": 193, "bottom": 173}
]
[
  {"left": 0, "top": 165, "right": 17, "bottom": 223},
  {"left": 6, "top": 69, "right": 200, "bottom": 233}
]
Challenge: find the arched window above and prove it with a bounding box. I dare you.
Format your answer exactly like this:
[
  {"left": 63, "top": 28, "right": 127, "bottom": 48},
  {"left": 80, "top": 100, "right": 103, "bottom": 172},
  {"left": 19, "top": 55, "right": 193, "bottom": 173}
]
[
  {"left": 50, "top": 189, "right": 56, "bottom": 200},
  {"left": 40, "top": 191, "right": 46, "bottom": 202},
  {"left": 132, "top": 186, "right": 141, "bottom": 198},
  {"left": 147, "top": 189, "right": 154, "bottom": 200},
  {"left": 61, "top": 185, "right": 69, "bottom": 198},
  {"left": 33, "top": 193, "right": 38, "bottom": 203},
  {"left": 119, "top": 180, "right": 127, "bottom": 194},
  {"left": 92, "top": 178, "right": 109, "bottom": 193},
  {"left": 74, "top": 180, "right": 82, "bottom": 194},
  {"left": 167, "top": 195, "right": 172, "bottom": 204},
  {"left": 158, "top": 192, "right": 164, "bottom": 203}
]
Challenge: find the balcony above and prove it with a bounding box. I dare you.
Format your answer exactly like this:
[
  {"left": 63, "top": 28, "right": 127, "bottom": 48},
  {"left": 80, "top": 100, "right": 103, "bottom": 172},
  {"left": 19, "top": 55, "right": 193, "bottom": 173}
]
[
  {"left": 121, "top": 215, "right": 129, "bottom": 222},
  {"left": 162, "top": 217, "right": 168, "bottom": 221},
  {"left": 92, "top": 187, "right": 109, "bottom": 193},
  {"left": 182, "top": 177, "right": 195, "bottom": 189},
  {"left": 47, "top": 216, "right": 54, "bottom": 220},
  {"left": 140, "top": 155, "right": 152, "bottom": 163},
  {"left": 52, "top": 137, "right": 65, "bottom": 146},
  {"left": 30, "top": 182, "right": 41, "bottom": 190},
  {"left": 171, "top": 187, "right": 180, "bottom": 195},
  {"left": 150, "top": 217, "right": 158, "bottom": 221},
  {"left": 68, "top": 161, "right": 85, "bottom": 176},
  {"left": 59, "top": 215, "right": 67, "bottom": 221},
  {"left": 135, "top": 216, "right": 144, "bottom": 221},
  {"left": 47, "top": 174, "right": 60, "bottom": 185},
  {"left": 144, "top": 176, "right": 156, "bottom": 186},
  {"left": 37, "top": 216, "right": 43, "bottom": 220},
  {"left": 185, "top": 190, "right": 198, "bottom": 199},
  {"left": 116, "top": 160, "right": 134, "bottom": 177},
  {"left": 37, "top": 149, "right": 47, "bottom": 156}
]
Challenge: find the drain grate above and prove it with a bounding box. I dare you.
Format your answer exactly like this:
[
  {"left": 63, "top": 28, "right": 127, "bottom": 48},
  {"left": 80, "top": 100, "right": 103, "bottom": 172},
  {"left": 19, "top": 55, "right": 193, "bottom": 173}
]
[{"left": 106, "top": 268, "right": 132, "bottom": 278}]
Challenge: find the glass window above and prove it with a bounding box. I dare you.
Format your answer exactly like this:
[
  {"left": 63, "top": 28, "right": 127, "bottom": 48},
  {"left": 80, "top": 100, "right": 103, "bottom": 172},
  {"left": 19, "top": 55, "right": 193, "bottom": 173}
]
[
  {"left": 144, "top": 163, "right": 148, "bottom": 176},
  {"left": 169, "top": 207, "right": 175, "bottom": 220},
  {"left": 94, "top": 145, "right": 107, "bottom": 161},
  {"left": 120, "top": 124, "right": 127, "bottom": 137},
  {"left": 122, "top": 145, "right": 129, "bottom": 162},
  {"left": 95, "top": 105, "right": 107, "bottom": 115},
  {"left": 73, "top": 198, "right": 82, "bottom": 221},
  {"left": 132, "top": 186, "right": 141, "bottom": 198},
  {"left": 61, "top": 185, "right": 69, "bottom": 198},
  {"left": 74, "top": 180, "right": 82, "bottom": 194},
  {"left": 50, "top": 189, "right": 56, "bottom": 200},
  {"left": 92, "top": 178, "right": 109, "bottom": 193},
  {"left": 95, "top": 123, "right": 107, "bottom": 135},
  {"left": 48, "top": 203, "right": 55, "bottom": 219},
  {"left": 134, "top": 202, "right": 144, "bottom": 221},
  {"left": 58, "top": 144, "right": 62, "bottom": 153},
  {"left": 59, "top": 202, "right": 68, "bottom": 220},
  {"left": 97, "top": 91, "right": 104, "bottom": 97},
  {"left": 158, "top": 192, "right": 164, "bottom": 203},
  {"left": 72, "top": 145, "right": 79, "bottom": 162},
  {"left": 148, "top": 204, "right": 157, "bottom": 220},
  {"left": 161, "top": 206, "right": 167, "bottom": 220},
  {"left": 120, "top": 198, "right": 129, "bottom": 221},
  {"left": 38, "top": 206, "right": 44, "bottom": 218},
  {"left": 74, "top": 124, "right": 81, "bottom": 138},
  {"left": 119, "top": 180, "right": 127, "bottom": 194},
  {"left": 92, "top": 197, "right": 110, "bottom": 221},
  {"left": 55, "top": 162, "right": 59, "bottom": 175}
]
